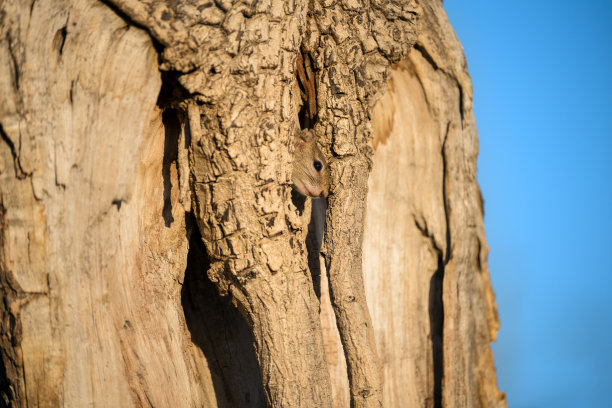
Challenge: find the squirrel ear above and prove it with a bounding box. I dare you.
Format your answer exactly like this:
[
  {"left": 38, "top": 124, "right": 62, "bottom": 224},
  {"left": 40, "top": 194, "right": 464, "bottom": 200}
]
[{"left": 297, "top": 129, "right": 315, "bottom": 143}]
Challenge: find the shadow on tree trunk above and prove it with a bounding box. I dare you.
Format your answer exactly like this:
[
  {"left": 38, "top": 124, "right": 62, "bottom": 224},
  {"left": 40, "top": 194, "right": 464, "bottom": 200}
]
[
  {"left": 161, "top": 109, "right": 179, "bottom": 227},
  {"left": 0, "top": 355, "right": 10, "bottom": 408},
  {"left": 429, "top": 254, "right": 445, "bottom": 408},
  {"left": 181, "top": 216, "right": 265, "bottom": 408}
]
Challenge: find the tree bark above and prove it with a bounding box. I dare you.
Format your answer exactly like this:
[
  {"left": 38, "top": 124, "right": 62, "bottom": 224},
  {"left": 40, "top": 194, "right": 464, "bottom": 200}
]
[
  {"left": 0, "top": 0, "right": 505, "bottom": 407},
  {"left": 360, "top": 2, "right": 506, "bottom": 407}
]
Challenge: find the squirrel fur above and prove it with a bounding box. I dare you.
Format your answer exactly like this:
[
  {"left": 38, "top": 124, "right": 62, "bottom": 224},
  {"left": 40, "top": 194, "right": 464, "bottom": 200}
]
[{"left": 292, "top": 129, "right": 330, "bottom": 198}]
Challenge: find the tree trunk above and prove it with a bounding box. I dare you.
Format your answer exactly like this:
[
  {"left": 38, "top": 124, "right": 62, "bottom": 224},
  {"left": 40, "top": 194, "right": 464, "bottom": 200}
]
[
  {"left": 363, "top": 2, "right": 506, "bottom": 407},
  {"left": 0, "top": 0, "right": 505, "bottom": 407}
]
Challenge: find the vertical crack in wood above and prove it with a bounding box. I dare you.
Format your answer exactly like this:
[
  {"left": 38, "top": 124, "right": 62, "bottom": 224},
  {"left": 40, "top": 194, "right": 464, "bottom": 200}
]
[
  {"left": 0, "top": 195, "right": 12, "bottom": 406},
  {"left": 296, "top": 48, "right": 317, "bottom": 129},
  {"left": 457, "top": 82, "right": 465, "bottom": 129},
  {"left": 0, "top": 123, "right": 29, "bottom": 180},
  {"left": 437, "top": 121, "right": 453, "bottom": 408},
  {"left": 429, "top": 253, "right": 444, "bottom": 408},
  {"left": 430, "top": 121, "right": 453, "bottom": 408},
  {"left": 161, "top": 109, "right": 180, "bottom": 227},
  {"left": 442, "top": 121, "right": 452, "bottom": 264}
]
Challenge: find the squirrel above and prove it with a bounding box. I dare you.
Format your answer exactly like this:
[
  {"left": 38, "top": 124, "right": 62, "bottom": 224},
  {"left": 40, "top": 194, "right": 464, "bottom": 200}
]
[{"left": 292, "top": 129, "right": 330, "bottom": 198}]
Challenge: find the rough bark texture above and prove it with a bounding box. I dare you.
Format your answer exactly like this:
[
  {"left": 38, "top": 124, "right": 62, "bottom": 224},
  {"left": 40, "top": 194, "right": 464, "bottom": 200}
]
[
  {"left": 0, "top": 0, "right": 505, "bottom": 407},
  {"left": 104, "top": 1, "right": 334, "bottom": 405},
  {"left": 305, "top": 2, "right": 418, "bottom": 407}
]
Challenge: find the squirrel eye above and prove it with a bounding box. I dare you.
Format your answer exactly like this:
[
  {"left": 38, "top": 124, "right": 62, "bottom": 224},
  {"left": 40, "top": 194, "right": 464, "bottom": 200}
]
[{"left": 313, "top": 160, "right": 323, "bottom": 171}]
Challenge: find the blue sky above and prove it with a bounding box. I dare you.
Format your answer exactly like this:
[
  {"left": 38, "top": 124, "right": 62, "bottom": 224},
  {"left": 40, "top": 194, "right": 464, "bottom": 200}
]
[{"left": 443, "top": 1, "right": 612, "bottom": 407}]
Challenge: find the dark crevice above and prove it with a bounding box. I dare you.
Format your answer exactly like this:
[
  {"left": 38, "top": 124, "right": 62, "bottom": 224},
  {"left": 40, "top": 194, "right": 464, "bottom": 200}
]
[
  {"left": 413, "top": 43, "right": 439, "bottom": 71},
  {"left": 429, "top": 253, "right": 444, "bottom": 408},
  {"left": 296, "top": 47, "right": 318, "bottom": 129},
  {"left": 0, "top": 123, "right": 29, "bottom": 179},
  {"left": 53, "top": 26, "right": 67, "bottom": 56},
  {"left": 475, "top": 237, "right": 482, "bottom": 271},
  {"left": 0, "top": 355, "right": 9, "bottom": 408},
  {"left": 430, "top": 122, "right": 452, "bottom": 408},
  {"left": 8, "top": 43, "right": 19, "bottom": 90},
  {"left": 157, "top": 69, "right": 191, "bottom": 228},
  {"left": 306, "top": 216, "right": 321, "bottom": 300},
  {"left": 290, "top": 189, "right": 306, "bottom": 215},
  {"left": 29, "top": 0, "right": 36, "bottom": 17},
  {"left": 442, "top": 122, "right": 452, "bottom": 265},
  {"left": 0, "top": 207, "right": 8, "bottom": 408},
  {"left": 157, "top": 71, "right": 189, "bottom": 109},
  {"left": 181, "top": 215, "right": 265, "bottom": 408},
  {"left": 161, "top": 109, "right": 180, "bottom": 227},
  {"left": 305, "top": 198, "right": 327, "bottom": 302},
  {"left": 414, "top": 217, "right": 444, "bottom": 408},
  {"left": 457, "top": 82, "right": 465, "bottom": 129},
  {"left": 0, "top": 196, "right": 18, "bottom": 407}
]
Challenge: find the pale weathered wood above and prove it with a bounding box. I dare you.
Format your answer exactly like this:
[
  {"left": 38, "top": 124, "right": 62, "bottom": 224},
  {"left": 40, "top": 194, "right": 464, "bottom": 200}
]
[
  {"left": 0, "top": 0, "right": 223, "bottom": 406},
  {"left": 0, "top": 0, "right": 505, "bottom": 407},
  {"left": 357, "top": 1, "right": 507, "bottom": 407}
]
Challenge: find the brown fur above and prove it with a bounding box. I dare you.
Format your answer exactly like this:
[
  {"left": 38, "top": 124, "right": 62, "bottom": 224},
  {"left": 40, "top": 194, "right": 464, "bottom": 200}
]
[{"left": 292, "top": 129, "right": 330, "bottom": 198}]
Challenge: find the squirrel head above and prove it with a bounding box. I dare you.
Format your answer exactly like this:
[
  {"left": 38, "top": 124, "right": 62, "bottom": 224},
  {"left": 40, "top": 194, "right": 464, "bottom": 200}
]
[{"left": 292, "top": 129, "right": 330, "bottom": 198}]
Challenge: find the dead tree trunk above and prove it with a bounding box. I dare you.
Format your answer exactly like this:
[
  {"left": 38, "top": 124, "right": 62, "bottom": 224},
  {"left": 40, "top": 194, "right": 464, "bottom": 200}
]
[
  {"left": 0, "top": 0, "right": 505, "bottom": 407},
  {"left": 362, "top": 2, "right": 507, "bottom": 407}
]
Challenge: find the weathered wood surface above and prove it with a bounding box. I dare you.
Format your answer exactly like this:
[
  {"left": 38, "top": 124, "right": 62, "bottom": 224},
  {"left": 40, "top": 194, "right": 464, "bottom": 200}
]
[
  {"left": 0, "top": 1, "right": 243, "bottom": 406},
  {"left": 0, "top": 0, "right": 505, "bottom": 407},
  {"left": 319, "top": 2, "right": 506, "bottom": 407},
  {"left": 360, "top": 2, "right": 506, "bottom": 407}
]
